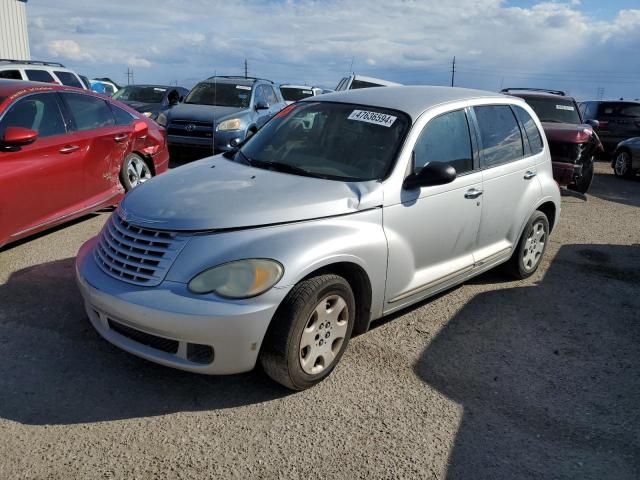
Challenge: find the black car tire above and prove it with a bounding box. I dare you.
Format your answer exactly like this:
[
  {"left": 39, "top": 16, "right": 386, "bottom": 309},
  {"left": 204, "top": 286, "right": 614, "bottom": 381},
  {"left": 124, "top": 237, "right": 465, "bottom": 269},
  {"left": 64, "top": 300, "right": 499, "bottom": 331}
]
[
  {"left": 613, "top": 150, "right": 634, "bottom": 179},
  {"left": 504, "top": 211, "right": 549, "bottom": 280},
  {"left": 260, "top": 274, "right": 355, "bottom": 391},
  {"left": 568, "top": 157, "right": 594, "bottom": 194}
]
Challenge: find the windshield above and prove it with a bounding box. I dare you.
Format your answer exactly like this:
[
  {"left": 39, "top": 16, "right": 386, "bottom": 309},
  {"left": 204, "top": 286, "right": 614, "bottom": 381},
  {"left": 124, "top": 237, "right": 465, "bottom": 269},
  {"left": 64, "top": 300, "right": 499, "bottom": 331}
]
[
  {"left": 522, "top": 97, "right": 582, "bottom": 124},
  {"left": 235, "top": 102, "right": 410, "bottom": 181},
  {"left": 184, "top": 82, "right": 251, "bottom": 108},
  {"left": 597, "top": 102, "right": 640, "bottom": 118},
  {"left": 280, "top": 87, "right": 315, "bottom": 102},
  {"left": 113, "top": 86, "right": 166, "bottom": 103}
]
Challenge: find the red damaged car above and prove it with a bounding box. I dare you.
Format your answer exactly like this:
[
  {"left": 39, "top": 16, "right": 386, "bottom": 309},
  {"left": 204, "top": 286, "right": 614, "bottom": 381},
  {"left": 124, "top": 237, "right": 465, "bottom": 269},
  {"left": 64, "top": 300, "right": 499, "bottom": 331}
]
[
  {"left": 502, "top": 88, "right": 602, "bottom": 193},
  {"left": 0, "top": 79, "right": 169, "bottom": 249}
]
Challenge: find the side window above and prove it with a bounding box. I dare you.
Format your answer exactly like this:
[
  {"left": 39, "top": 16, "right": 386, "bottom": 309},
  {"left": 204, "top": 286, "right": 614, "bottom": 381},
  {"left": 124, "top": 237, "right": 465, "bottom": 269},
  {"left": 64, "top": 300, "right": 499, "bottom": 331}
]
[
  {"left": 0, "top": 70, "right": 22, "bottom": 80},
  {"left": 474, "top": 105, "right": 524, "bottom": 168},
  {"left": 253, "top": 85, "right": 266, "bottom": 105},
  {"left": 54, "top": 71, "right": 83, "bottom": 89},
  {"left": 414, "top": 109, "right": 474, "bottom": 174},
  {"left": 0, "top": 93, "right": 66, "bottom": 138},
  {"left": 335, "top": 77, "right": 347, "bottom": 91},
  {"left": 61, "top": 93, "right": 115, "bottom": 131},
  {"left": 265, "top": 86, "right": 278, "bottom": 105},
  {"left": 110, "top": 104, "right": 135, "bottom": 126},
  {"left": 25, "top": 69, "right": 56, "bottom": 83},
  {"left": 513, "top": 106, "right": 543, "bottom": 155}
]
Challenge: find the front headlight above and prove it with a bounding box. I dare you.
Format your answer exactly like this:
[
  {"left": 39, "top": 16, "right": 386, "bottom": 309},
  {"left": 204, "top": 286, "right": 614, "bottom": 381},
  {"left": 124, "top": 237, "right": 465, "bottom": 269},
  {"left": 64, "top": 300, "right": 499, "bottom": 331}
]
[
  {"left": 188, "top": 259, "right": 284, "bottom": 298},
  {"left": 156, "top": 112, "right": 168, "bottom": 126},
  {"left": 217, "top": 118, "right": 242, "bottom": 131},
  {"left": 142, "top": 111, "right": 153, "bottom": 118}
]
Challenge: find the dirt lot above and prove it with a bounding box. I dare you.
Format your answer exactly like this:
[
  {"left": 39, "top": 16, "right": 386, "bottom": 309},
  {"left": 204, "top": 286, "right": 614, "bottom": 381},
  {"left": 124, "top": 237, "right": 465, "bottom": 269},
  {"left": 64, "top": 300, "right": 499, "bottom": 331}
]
[{"left": 0, "top": 162, "right": 639, "bottom": 479}]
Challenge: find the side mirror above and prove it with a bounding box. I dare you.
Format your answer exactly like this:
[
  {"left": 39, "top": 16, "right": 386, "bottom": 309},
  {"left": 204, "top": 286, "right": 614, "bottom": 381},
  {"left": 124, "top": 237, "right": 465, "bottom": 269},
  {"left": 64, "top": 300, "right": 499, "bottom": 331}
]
[
  {"left": 585, "top": 119, "right": 599, "bottom": 129},
  {"left": 2, "top": 126, "right": 38, "bottom": 147},
  {"left": 255, "top": 101, "right": 269, "bottom": 111},
  {"left": 403, "top": 161, "right": 457, "bottom": 190}
]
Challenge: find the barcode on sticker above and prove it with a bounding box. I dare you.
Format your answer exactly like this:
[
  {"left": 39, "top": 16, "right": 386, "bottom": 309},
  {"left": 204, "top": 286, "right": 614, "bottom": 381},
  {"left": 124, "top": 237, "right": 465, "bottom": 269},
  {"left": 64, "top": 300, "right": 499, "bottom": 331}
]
[
  {"left": 348, "top": 110, "right": 397, "bottom": 127},
  {"left": 556, "top": 105, "right": 574, "bottom": 111}
]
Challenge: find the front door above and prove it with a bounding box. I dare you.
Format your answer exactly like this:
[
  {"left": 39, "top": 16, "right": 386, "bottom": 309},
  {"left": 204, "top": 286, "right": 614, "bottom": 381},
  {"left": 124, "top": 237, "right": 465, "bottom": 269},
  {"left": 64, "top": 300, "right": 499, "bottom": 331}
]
[{"left": 384, "top": 108, "right": 482, "bottom": 313}]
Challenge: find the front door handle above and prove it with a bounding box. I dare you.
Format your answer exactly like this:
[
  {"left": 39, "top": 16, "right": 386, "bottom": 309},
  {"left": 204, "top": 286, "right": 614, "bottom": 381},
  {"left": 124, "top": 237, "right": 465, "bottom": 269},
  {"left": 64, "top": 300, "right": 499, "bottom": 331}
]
[
  {"left": 114, "top": 133, "right": 129, "bottom": 142},
  {"left": 464, "top": 188, "right": 483, "bottom": 199},
  {"left": 524, "top": 170, "right": 537, "bottom": 180},
  {"left": 59, "top": 145, "right": 80, "bottom": 154}
]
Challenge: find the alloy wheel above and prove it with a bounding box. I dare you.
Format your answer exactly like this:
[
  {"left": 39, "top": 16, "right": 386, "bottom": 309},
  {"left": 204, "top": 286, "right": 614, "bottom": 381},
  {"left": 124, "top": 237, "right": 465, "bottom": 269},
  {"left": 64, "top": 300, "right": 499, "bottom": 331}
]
[
  {"left": 127, "top": 156, "right": 152, "bottom": 188},
  {"left": 615, "top": 152, "right": 630, "bottom": 177},
  {"left": 522, "top": 220, "right": 546, "bottom": 272}
]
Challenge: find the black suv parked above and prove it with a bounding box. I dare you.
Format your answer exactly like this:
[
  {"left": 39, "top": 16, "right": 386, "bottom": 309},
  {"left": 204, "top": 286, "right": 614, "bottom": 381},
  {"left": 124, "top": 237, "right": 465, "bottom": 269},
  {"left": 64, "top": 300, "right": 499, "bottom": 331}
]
[
  {"left": 502, "top": 88, "right": 602, "bottom": 193},
  {"left": 157, "top": 76, "right": 286, "bottom": 161},
  {"left": 579, "top": 100, "right": 640, "bottom": 156}
]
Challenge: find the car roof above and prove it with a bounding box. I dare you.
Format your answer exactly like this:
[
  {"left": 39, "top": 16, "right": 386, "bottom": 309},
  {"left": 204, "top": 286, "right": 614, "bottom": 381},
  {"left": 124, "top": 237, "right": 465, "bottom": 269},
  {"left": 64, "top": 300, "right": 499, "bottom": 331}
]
[
  {"left": 119, "top": 84, "right": 174, "bottom": 89},
  {"left": 305, "top": 85, "right": 511, "bottom": 121},
  {"left": 505, "top": 90, "right": 576, "bottom": 101}
]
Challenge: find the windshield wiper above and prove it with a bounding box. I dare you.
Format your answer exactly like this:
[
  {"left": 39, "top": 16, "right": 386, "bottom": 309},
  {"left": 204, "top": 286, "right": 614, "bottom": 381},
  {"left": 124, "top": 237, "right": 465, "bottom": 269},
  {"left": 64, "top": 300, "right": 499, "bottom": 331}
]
[{"left": 249, "top": 159, "right": 319, "bottom": 178}]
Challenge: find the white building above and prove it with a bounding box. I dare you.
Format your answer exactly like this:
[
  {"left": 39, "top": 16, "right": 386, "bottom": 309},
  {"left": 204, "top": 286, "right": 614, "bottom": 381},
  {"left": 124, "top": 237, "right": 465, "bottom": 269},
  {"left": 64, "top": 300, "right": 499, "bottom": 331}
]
[{"left": 0, "top": 0, "right": 30, "bottom": 60}]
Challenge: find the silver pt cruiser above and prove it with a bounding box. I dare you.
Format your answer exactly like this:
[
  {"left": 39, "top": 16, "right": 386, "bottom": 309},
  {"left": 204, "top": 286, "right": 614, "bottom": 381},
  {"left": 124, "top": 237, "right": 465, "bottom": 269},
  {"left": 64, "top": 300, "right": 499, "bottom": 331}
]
[{"left": 76, "top": 86, "right": 561, "bottom": 390}]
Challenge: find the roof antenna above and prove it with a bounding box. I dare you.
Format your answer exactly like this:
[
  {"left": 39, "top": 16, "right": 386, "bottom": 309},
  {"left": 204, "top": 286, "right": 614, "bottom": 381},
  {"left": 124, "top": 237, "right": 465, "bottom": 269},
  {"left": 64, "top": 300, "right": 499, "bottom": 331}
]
[{"left": 349, "top": 56, "right": 355, "bottom": 74}]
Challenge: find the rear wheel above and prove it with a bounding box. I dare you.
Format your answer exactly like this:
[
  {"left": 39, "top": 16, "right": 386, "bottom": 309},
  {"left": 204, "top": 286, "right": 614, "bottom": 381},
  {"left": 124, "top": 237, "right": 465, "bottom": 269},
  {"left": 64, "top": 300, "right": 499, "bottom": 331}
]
[
  {"left": 505, "top": 211, "right": 549, "bottom": 279},
  {"left": 613, "top": 150, "right": 634, "bottom": 178},
  {"left": 260, "top": 274, "right": 355, "bottom": 390},
  {"left": 120, "top": 153, "right": 152, "bottom": 191}
]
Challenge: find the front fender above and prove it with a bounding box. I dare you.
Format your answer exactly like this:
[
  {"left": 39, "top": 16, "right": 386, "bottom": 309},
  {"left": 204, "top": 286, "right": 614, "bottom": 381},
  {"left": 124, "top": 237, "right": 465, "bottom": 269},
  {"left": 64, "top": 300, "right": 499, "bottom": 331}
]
[{"left": 165, "top": 208, "right": 388, "bottom": 319}]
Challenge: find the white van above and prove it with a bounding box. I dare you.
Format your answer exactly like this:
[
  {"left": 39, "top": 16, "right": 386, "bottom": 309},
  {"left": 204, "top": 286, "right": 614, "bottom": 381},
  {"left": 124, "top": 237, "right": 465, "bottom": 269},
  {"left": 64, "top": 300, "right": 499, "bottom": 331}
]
[{"left": 0, "top": 59, "right": 88, "bottom": 89}]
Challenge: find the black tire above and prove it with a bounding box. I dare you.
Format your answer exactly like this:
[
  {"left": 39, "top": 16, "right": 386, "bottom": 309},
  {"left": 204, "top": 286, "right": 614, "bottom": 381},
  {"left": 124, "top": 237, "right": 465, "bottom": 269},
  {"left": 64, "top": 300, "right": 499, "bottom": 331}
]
[
  {"left": 120, "top": 153, "right": 153, "bottom": 191},
  {"left": 260, "top": 274, "right": 356, "bottom": 391},
  {"left": 505, "top": 211, "right": 550, "bottom": 279},
  {"left": 568, "top": 157, "right": 594, "bottom": 194},
  {"left": 613, "top": 150, "right": 634, "bottom": 179}
]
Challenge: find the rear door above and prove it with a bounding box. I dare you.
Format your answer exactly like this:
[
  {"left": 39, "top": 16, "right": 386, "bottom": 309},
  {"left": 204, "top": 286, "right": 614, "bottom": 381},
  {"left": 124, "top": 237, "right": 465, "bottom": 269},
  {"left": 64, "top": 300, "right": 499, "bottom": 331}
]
[
  {"left": 472, "top": 104, "right": 542, "bottom": 266},
  {"left": 595, "top": 102, "right": 640, "bottom": 151},
  {"left": 60, "top": 92, "right": 130, "bottom": 204},
  {"left": 0, "top": 92, "right": 84, "bottom": 242}
]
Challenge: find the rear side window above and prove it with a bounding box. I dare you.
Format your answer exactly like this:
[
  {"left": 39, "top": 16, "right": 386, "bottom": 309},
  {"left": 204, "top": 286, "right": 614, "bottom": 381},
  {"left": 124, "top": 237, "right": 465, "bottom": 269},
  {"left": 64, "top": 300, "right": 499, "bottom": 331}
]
[
  {"left": 513, "top": 106, "right": 544, "bottom": 154},
  {"left": 0, "top": 93, "right": 66, "bottom": 138},
  {"left": 110, "top": 104, "right": 135, "bottom": 126},
  {"left": 54, "top": 71, "right": 83, "bottom": 89},
  {"left": 0, "top": 70, "right": 22, "bottom": 80},
  {"left": 474, "top": 105, "right": 524, "bottom": 168},
  {"left": 350, "top": 80, "right": 382, "bottom": 90},
  {"left": 25, "top": 69, "right": 56, "bottom": 83},
  {"left": 414, "top": 109, "right": 473, "bottom": 174},
  {"left": 61, "top": 93, "right": 115, "bottom": 131}
]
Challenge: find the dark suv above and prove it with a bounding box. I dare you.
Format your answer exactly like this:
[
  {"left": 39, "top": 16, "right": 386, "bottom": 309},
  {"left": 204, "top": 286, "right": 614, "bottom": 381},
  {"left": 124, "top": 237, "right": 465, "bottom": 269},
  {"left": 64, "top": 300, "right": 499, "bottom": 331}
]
[
  {"left": 579, "top": 100, "right": 640, "bottom": 156},
  {"left": 157, "top": 76, "right": 286, "bottom": 161},
  {"left": 502, "top": 88, "right": 602, "bottom": 193}
]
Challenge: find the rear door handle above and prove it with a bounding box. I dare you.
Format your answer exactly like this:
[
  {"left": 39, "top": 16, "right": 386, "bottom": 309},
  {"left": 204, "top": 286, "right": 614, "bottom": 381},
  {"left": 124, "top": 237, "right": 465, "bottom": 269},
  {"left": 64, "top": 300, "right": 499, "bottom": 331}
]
[
  {"left": 114, "top": 133, "right": 129, "bottom": 142},
  {"left": 59, "top": 145, "right": 80, "bottom": 154},
  {"left": 464, "top": 188, "right": 483, "bottom": 199},
  {"left": 524, "top": 170, "right": 537, "bottom": 180}
]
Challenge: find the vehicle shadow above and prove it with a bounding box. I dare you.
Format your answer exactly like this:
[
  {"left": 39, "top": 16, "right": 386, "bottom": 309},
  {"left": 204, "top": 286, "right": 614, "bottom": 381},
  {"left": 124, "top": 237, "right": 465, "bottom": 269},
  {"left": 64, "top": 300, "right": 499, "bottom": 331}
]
[
  {"left": 414, "top": 244, "right": 640, "bottom": 479},
  {"left": 590, "top": 169, "right": 640, "bottom": 208},
  {"left": 0, "top": 258, "right": 289, "bottom": 425}
]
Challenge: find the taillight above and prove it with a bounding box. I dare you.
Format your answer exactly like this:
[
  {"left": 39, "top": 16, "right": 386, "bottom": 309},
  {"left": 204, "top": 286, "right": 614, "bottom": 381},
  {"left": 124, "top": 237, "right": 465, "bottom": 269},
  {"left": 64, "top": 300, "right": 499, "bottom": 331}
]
[{"left": 598, "top": 120, "right": 609, "bottom": 130}]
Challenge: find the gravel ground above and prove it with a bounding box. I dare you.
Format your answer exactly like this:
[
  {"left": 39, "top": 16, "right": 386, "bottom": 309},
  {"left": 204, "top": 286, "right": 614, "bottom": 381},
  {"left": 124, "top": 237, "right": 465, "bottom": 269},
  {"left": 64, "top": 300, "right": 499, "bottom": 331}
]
[{"left": 0, "top": 162, "right": 639, "bottom": 479}]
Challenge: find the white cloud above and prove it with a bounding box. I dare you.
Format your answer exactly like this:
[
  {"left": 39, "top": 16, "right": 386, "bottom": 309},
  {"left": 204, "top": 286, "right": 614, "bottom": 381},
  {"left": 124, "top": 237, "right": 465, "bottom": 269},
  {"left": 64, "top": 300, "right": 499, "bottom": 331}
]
[
  {"left": 47, "top": 39, "right": 94, "bottom": 62},
  {"left": 127, "top": 56, "right": 152, "bottom": 68}
]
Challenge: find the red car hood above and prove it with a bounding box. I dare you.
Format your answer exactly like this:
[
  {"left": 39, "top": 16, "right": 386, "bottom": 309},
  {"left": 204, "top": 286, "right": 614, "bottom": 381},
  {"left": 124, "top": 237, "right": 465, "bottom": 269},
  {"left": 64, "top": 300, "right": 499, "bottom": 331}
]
[{"left": 542, "top": 122, "right": 601, "bottom": 148}]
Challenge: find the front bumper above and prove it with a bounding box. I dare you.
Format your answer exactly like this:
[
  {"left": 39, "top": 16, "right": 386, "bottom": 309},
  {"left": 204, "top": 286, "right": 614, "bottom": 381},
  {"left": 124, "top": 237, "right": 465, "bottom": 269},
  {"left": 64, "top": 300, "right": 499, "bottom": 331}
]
[
  {"left": 75, "top": 238, "right": 281, "bottom": 375},
  {"left": 167, "top": 130, "right": 245, "bottom": 154},
  {"left": 551, "top": 160, "right": 581, "bottom": 186}
]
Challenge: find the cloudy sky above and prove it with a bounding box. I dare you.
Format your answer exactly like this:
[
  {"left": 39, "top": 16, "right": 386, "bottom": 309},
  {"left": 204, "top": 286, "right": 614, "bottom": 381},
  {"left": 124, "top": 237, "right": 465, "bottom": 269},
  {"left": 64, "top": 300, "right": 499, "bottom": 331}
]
[{"left": 27, "top": 0, "right": 640, "bottom": 100}]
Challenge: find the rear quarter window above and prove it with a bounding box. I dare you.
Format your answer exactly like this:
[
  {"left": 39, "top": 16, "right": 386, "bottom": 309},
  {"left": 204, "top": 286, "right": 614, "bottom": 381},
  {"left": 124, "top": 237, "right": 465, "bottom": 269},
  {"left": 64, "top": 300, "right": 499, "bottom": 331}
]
[
  {"left": 513, "top": 106, "right": 544, "bottom": 155},
  {"left": 54, "top": 71, "right": 83, "bottom": 89}
]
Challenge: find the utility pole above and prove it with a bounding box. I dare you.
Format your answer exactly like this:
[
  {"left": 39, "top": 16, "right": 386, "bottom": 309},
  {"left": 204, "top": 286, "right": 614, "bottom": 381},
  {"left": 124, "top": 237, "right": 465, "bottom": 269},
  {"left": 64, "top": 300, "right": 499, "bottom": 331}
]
[
  {"left": 450, "top": 56, "right": 456, "bottom": 87},
  {"left": 244, "top": 58, "right": 248, "bottom": 79},
  {"left": 125, "top": 67, "right": 134, "bottom": 85}
]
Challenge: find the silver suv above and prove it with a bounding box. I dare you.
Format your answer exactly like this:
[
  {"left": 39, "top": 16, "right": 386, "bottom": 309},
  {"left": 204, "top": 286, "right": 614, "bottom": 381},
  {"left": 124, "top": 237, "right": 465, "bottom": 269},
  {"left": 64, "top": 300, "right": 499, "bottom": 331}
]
[{"left": 76, "top": 86, "right": 561, "bottom": 390}]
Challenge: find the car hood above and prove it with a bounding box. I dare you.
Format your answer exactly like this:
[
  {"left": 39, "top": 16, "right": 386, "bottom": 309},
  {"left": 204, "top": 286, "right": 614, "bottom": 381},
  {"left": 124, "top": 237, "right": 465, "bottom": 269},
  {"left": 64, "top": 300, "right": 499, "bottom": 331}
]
[
  {"left": 121, "top": 100, "right": 159, "bottom": 113},
  {"left": 166, "top": 103, "right": 244, "bottom": 124},
  {"left": 542, "top": 122, "right": 598, "bottom": 145},
  {"left": 119, "top": 156, "right": 383, "bottom": 231}
]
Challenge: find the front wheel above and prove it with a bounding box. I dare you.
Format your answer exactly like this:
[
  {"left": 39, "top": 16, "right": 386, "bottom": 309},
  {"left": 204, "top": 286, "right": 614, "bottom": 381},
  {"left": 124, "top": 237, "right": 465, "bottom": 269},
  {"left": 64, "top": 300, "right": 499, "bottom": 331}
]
[
  {"left": 568, "top": 157, "right": 594, "bottom": 194},
  {"left": 505, "top": 211, "right": 549, "bottom": 279},
  {"left": 613, "top": 150, "right": 634, "bottom": 178},
  {"left": 120, "top": 153, "right": 152, "bottom": 191},
  {"left": 260, "top": 274, "right": 355, "bottom": 391}
]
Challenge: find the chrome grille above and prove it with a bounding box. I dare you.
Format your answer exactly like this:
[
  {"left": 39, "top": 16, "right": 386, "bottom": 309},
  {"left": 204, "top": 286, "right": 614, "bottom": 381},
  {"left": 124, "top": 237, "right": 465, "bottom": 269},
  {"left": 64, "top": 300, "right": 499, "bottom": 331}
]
[{"left": 95, "top": 213, "right": 190, "bottom": 286}]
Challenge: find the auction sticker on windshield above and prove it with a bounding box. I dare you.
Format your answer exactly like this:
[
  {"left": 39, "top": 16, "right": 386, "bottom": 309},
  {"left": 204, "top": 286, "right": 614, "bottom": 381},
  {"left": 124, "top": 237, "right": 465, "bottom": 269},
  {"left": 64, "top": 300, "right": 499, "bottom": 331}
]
[
  {"left": 556, "top": 105, "right": 575, "bottom": 111},
  {"left": 348, "top": 110, "right": 397, "bottom": 127},
  {"left": 236, "top": 85, "right": 252, "bottom": 90}
]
